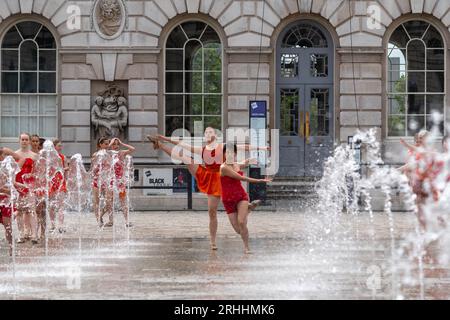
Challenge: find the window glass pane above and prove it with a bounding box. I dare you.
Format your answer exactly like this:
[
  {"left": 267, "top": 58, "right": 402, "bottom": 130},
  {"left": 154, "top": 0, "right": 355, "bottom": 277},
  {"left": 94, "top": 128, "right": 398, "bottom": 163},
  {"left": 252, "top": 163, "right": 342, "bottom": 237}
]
[
  {"left": 426, "top": 115, "right": 444, "bottom": 134},
  {"left": 201, "top": 26, "right": 221, "bottom": 44},
  {"left": 20, "top": 95, "right": 38, "bottom": 115},
  {"left": 280, "top": 54, "right": 298, "bottom": 78},
  {"left": 185, "top": 94, "right": 202, "bottom": 115},
  {"left": 204, "top": 116, "right": 221, "bottom": 130},
  {"left": 204, "top": 44, "right": 221, "bottom": 71},
  {"left": 310, "top": 54, "right": 328, "bottom": 77},
  {"left": 407, "top": 94, "right": 425, "bottom": 114},
  {"left": 39, "top": 96, "right": 57, "bottom": 115},
  {"left": 166, "top": 26, "right": 187, "bottom": 48},
  {"left": 310, "top": 88, "right": 329, "bottom": 136},
  {"left": 388, "top": 95, "right": 406, "bottom": 114},
  {"left": 166, "top": 72, "right": 183, "bottom": 93},
  {"left": 1, "top": 72, "right": 18, "bottom": 92},
  {"left": 408, "top": 72, "right": 425, "bottom": 92},
  {"left": 185, "top": 71, "right": 202, "bottom": 93},
  {"left": 407, "top": 40, "right": 425, "bottom": 70},
  {"left": 389, "top": 26, "right": 409, "bottom": 48},
  {"left": 388, "top": 75, "right": 406, "bottom": 93},
  {"left": 426, "top": 72, "right": 444, "bottom": 92},
  {"left": 1, "top": 116, "right": 18, "bottom": 137},
  {"left": 426, "top": 95, "right": 444, "bottom": 114},
  {"left": 185, "top": 116, "right": 203, "bottom": 136},
  {"left": 185, "top": 40, "right": 202, "bottom": 71},
  {"left": 166, "top": 49, "right": 183, "bottom": 70},
  {"left": 166, "top": 116, "right": 183, "bottom": 136},
  {"left": 1, "top": 95, "right": 19, "bottom": 115},
  {"left": 165, "top": 95, "right": 183, "bottom": 115},
  {"left": 388, "top": 115, "right": 405, "bottom": 136},
  {"left": 20, "top": 72, "right": 37, "bottom": 93},
  {"left": 21, "top": 116, "right": 38, "bottom": 134},
  {"left": 204, "top": 72, "right": 221, "bottom": 93},
  {"left": 423, "top": 25, "right": 444, "bottom": 48},
  {"left": 20, "top": 41, "right": 38, "bottom": 70},
  {"left": 427, "top": 49, "right": 444, "bottom": 70},
  {"left": 403, "top": 21, "right": 429, "bottom": 39},
  {"left": 2, "top": 27, "right": 22, "bottom": 48},
  {"left": 280, "top": 88, "right": 299, "bottom": 136},
  {"left": 39, "top": 72, "right": 56, "bottom": 93},
  {"left": 181, "top": 22, "right": 206, "bottom": 39},
  {"left": 204, "top": 95, "right": 221, "bottom": 115},
  {"left": 407, "top": 115, "right": 425, "bottom": 136},
  {"left": 282, "top": 24, "right": 327, "bottom": 48},
  {"left": 2, "top": 50, "right": 18, "bottom": 70},
  {"left": 39, "top": 116, "right": 56, "bottom": 137},
  {"left": 39, "top": 50, "right": 56, "bottom": 71},
  {"left": 35, "top": 26, "right": 56, "bottom": 49},
  {"left": 16, "top": 22, "right": 41, "bottom": 39}
]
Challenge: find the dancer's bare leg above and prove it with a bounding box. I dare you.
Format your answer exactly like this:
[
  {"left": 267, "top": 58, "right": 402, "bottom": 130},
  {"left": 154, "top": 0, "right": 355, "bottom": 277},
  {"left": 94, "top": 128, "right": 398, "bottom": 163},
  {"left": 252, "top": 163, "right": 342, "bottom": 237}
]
[
  {"left": 208, "top": 195, "right": 220, "bottom": 250},
  {"left": 227, "top": 212, "right": 241, "bottom": 235},
  {"left": 149, "top": 138, "right": 198, "bottom": 176},
  {"left": 2, "top": 217, "right": 13, "bottom": 256},
  {"left": 236, "top": 201, "right": 251, "bottom": 254},
  {"left": 93, "top": 187, "right": 101, "bottom": 225}
]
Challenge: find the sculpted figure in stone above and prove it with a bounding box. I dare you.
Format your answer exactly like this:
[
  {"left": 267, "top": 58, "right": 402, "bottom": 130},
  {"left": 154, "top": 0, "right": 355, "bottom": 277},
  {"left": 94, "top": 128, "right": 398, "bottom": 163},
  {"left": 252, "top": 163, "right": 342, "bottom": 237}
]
[{"left": 96, "top": 0, "right": 122, "bottom": 37}]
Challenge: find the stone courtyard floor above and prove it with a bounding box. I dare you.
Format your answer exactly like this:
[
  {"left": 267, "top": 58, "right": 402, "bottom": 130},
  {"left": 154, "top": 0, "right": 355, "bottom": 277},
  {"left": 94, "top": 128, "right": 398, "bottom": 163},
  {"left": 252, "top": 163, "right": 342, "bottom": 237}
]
[{"left": 0, "top": 210, "right": 448, "bottom": 300}]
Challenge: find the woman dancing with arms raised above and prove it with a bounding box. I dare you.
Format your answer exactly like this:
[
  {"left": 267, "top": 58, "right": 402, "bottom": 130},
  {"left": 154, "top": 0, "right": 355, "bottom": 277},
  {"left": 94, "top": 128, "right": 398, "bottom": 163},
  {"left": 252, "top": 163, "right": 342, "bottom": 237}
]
[{"left": 147, "top": 127, "right": 268, "bottom": 250}]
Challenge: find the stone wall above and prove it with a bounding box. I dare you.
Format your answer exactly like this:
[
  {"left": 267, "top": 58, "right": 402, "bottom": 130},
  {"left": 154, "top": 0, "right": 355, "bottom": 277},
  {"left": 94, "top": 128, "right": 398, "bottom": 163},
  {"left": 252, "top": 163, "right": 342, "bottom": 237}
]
[{"left": 0, "top": 0, "right": 450, "bottom": 164}]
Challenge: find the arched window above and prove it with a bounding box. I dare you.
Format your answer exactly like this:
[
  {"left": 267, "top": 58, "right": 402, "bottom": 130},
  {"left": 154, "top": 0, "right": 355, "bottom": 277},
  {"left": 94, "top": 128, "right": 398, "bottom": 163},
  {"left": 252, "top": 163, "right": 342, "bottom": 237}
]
[
  {"left": 387, "top": 20, "right": 445, "bottom": 136},
  {"left": 0, "top": 21, "right": 57, "bottom": 139},
  {"left": 165, "top": 21, "right": 222, "bottom": 136}
]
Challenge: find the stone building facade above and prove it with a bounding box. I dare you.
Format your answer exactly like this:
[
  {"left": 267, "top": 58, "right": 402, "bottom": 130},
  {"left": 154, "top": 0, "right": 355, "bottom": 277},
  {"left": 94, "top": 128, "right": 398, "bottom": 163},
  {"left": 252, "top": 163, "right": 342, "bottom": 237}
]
[{"left": 0, "top": 0, "right": 449, "bottom": 180}]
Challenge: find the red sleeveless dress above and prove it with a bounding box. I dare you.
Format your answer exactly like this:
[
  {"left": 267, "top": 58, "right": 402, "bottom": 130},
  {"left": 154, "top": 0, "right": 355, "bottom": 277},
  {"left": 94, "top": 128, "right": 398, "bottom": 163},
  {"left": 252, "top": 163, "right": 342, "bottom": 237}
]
[
  {"left": 0, "top": 194, "right": 12, "bottom": 224},
  {"left": 194, "top": 145, "right": 222, "bottom": 197},
  {"left": 15, "top": 158, "right": 34, "bottom": 196},
  {"left": 220, "top": 171, "right": 249, "bottom": 214},
  {"left": 50, "top": 153, "right": 67, "bottom": 197}
]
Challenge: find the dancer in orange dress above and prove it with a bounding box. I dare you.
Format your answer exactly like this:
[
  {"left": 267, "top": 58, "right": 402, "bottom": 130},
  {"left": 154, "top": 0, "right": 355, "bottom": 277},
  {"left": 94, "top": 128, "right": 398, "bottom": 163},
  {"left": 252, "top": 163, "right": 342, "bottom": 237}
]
[
  {"left": 14, "top": 133, "right": 38, "bottom": 244},
  {"left": 148, "top": 127, "right": 268, "bottom": 250}
]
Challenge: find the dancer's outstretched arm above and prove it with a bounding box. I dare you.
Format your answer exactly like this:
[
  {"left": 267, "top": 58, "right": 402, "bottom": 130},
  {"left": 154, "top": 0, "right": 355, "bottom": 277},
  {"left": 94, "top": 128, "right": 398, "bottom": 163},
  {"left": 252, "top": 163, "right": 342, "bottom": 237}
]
[
  {"left": 237, "top": 144, "right": 270, "bottom": 151},
  {"left": 0, "top": 147, "right": 21, "bottom": 162},
  {"left": 221, "top": 165, "right": 272, "bottom": 184},
  {"left": 157, "top": 135, "right": 203, "bottom": 155},
  {"left": 238, "top": 158, "right": 257, "bottom": 168},
  {"left": 400, "top": 138, "right": 418, "bottom": 153}
]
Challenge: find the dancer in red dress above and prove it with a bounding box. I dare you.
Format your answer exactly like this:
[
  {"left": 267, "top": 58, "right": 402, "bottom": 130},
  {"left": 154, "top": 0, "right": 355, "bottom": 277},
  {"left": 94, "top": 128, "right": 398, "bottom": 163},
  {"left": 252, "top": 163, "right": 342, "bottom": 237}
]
[
  {"left": 220, "top": 143, "right": 271, "bottom": 253},
  {"left": 106, "top": 138, "right": 135, "bottom": 227},
  {"left": 91, "top": 137, "right": 112, "bottom": 227},
  {"left": 48, "top": 139, "right": 68, "bottom": 233},
  {"left": 0, "top": 147, "right": 24, "bottom": 255},
  {"left": 14, "top": 133, "right": 38, "bottom": 244}
]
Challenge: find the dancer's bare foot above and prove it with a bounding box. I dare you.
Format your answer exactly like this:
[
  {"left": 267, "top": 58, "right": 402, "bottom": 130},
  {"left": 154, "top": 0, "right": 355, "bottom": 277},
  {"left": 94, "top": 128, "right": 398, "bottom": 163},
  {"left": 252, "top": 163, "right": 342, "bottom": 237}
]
[
  {"left": 210, "top": 243, "right": 218, "bottom": 250},
  {"left": 146, "top": 135, "right": 160, "bottom": 150},
  {"left": 244, "top": 248, "right": 252, "bottom": 254},
  {"left": 249, "top": 200, "right": 261, "bottom": 212}
]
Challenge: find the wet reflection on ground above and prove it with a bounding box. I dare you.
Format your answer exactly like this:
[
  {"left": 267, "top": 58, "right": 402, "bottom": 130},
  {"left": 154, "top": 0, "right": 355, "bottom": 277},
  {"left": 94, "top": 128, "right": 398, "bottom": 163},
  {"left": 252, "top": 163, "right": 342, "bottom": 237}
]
[{"left": 0, "top": 211, "right": 448, "bottom": 299}]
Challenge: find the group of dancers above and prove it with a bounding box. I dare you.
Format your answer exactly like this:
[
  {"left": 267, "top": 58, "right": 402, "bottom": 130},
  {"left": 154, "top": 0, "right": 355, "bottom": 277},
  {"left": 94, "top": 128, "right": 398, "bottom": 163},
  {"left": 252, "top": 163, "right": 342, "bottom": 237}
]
[
  {"left": 0, "top": 133, "right": 137, "bottom": 256},
  {"left": 0, "top": 127, "right": 271, "bottom": 256},
  {"left": 147, "top": 127, "right": 272, "bottom": 254}
]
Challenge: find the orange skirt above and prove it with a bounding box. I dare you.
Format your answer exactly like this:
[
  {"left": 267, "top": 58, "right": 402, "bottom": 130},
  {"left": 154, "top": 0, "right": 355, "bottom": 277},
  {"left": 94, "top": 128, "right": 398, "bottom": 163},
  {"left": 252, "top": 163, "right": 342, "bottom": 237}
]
[{"left": 195, "top": 166, "right": 221, "bottom": 197}]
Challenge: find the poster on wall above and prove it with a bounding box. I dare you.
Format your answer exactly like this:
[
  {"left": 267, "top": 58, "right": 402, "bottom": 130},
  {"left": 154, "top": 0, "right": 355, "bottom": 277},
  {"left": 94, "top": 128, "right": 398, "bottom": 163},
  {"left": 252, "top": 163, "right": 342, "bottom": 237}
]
[
  {"left": 249, "top": 100, "right": 267, "bottom": 167},
  {"left": 172, "top": 168, "right": 188, "bottom": 193},
  {"left": 142, "top": 168, "right": 173, "bottom": 195}
]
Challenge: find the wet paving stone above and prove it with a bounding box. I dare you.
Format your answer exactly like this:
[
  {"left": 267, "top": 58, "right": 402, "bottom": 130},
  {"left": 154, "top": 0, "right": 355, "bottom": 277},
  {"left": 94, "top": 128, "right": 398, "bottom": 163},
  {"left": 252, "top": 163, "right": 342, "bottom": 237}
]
[{"left": 0, "top": 211, "right": 448, "bottom": 299}]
